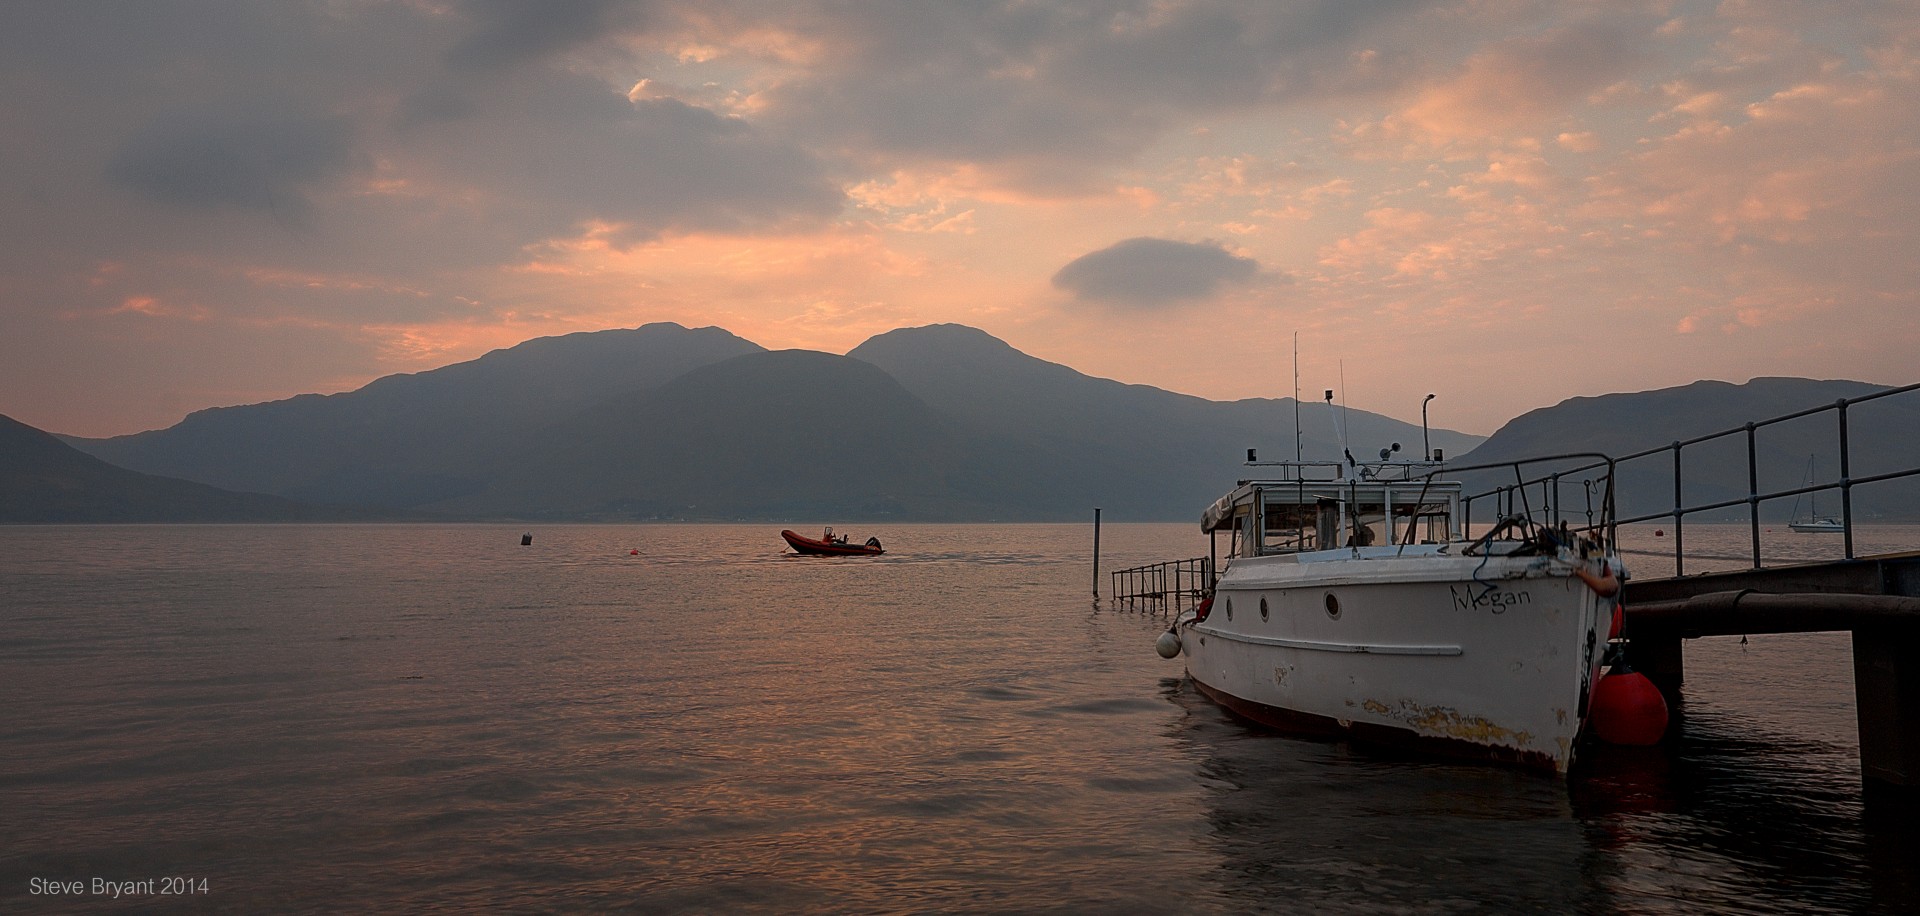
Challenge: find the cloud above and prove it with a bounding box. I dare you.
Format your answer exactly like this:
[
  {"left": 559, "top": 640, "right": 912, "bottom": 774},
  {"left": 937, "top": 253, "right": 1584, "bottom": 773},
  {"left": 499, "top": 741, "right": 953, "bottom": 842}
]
[
  {"left": 1375, "top": 21, "right": 1656, "bottom": 147},
  {"left": 108, "top": 102, "right": 361, "bottom": 222},
  {"left": 445, "top": 0, "right": 633, "bottom": 73},
  {"left": 740, "top": 1, "right": 1451, "bottom": 193},
  {"left": 1052, "top": 237, "right": 1259, "bottom": 306}
]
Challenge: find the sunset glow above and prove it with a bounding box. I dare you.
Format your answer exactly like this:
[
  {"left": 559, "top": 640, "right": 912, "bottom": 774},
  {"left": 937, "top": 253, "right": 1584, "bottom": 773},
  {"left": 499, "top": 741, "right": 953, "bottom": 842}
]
[{"left": 2, "top": 1, "right": 1916, "bottom": 437}]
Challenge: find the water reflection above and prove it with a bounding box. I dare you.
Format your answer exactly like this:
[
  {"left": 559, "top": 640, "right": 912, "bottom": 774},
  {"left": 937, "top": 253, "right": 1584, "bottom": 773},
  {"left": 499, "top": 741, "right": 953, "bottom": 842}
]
[
  {"left": 1577, "top": 700, "right": 1918, "bottom": 913},
  {"left": 6, "top": 522, "right": 1917, "bottom": 913},
  {"left": 1161, "top": 668, "right": 1920, "bottom": 913},
  {"left": 1159, "top": 676, "right": 1604, "bottom": 913}
]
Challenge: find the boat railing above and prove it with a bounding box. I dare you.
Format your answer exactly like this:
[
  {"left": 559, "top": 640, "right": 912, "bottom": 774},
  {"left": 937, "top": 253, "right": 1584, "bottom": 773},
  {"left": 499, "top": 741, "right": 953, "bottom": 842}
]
[
  {"left": 1587, "top": 380, "right": 1920, "bottom": 575},
  {"left": 1450, "top": 452, "right": 1620, "bottom": 549},
  {"left": 1241, "top": 459, "right": 1439, "bottom": 483},
  {"left": 1110, "top": 556, "right": 1214, "bottom": 610}
]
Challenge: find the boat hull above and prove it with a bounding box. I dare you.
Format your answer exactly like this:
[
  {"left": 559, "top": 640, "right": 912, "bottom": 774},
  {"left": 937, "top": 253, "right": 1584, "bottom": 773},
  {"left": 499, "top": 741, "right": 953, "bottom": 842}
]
[
  {"left": 780, "top": 529, "right": 884, "bottom": 556},
  {"left": 1179, "top": 549, "right": 1612, "bottom": 775}
]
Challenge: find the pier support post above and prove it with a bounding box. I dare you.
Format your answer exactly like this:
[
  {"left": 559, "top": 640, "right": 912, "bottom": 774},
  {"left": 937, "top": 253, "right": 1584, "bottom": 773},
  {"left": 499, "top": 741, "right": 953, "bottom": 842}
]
[
  {"left": 1091, "top": 508, "right": 1102, "bottom": 600},
  {"left": 1627, "top": 634, "right": 1686, "bottom": 702},
  {"left": 1854, "top": 626, "right": 1920, "bottom": 794}
]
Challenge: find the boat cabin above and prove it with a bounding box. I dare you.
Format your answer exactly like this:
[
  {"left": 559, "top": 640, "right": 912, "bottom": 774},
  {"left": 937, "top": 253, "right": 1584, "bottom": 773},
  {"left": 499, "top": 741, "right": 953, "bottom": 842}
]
[{"left": 1202, "top": 464, "right": 1461, "bottom": 559}]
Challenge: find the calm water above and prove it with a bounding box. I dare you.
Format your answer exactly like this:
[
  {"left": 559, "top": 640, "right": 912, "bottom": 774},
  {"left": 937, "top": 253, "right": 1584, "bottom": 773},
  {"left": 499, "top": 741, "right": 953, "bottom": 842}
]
[{"left": 3, "top": 523, "right": 1916, "bottom": 913}]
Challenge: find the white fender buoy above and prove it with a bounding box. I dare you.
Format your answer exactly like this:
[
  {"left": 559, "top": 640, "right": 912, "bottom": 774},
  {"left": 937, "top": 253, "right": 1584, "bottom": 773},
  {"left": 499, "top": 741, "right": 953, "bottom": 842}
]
[{"left": 1155, "top": 630, "right": 1182, "bottom": 659}]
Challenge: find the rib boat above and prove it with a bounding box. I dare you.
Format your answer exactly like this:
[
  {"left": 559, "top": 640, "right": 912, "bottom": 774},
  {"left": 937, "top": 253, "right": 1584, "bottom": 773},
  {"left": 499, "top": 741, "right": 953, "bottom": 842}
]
[
  {"left": 781, "top": 527, "right": 885, "bottom": 556},
  {"left": 1159, "top": 455, "right": 1625, "bottom": 774}
]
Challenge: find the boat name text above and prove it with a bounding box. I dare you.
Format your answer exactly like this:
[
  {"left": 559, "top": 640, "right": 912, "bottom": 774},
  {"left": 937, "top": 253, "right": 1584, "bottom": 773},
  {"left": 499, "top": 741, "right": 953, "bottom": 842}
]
[{"left": 1450, "top": 585, "right": 1531, "bottom": 614}]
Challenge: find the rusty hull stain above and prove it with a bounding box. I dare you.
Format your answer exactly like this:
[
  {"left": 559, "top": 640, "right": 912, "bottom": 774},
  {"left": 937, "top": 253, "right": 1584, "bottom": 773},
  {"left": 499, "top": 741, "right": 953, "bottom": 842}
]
[{"left": 1362, "top": 699, "right": 1534, "bottom": 747}]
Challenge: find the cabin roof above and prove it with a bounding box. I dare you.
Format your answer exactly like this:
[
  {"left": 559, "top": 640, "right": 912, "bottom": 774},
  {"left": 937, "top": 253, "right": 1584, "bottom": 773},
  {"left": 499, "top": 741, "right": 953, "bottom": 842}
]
[{"left": 1200, "top": 474, "right": 1462, "bottom": 533}]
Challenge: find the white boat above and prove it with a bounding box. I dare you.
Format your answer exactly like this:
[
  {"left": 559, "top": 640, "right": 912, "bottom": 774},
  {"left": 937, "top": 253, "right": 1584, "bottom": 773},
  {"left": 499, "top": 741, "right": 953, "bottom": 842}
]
[
  {"left": 1788, "top": 454, "right": 1845, "bottom": 533},
  {"left": 1160, "top": 455, "right": 1625, "bottom": 775}
]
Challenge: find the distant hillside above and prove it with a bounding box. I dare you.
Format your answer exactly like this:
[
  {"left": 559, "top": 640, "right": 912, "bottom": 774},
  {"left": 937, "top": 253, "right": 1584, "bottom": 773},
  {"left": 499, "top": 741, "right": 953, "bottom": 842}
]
[
  {"left": 437, "top": 349, "right": 1014, "bottom": 519},
  {"left": 848, "top": 324, "right": 1485, "bottom": 518},
  {"left": 1458, "top": 378, "right": 1920, "bottom": 521},
  {"left": 1, "top": 414, "right": 365, "bottom": 523},
  {"left": 66, "top": 323, "right": 764, "bottom": 508},
  {"left": 46, "top": 322, "right": 1485, "bottom": 522}
]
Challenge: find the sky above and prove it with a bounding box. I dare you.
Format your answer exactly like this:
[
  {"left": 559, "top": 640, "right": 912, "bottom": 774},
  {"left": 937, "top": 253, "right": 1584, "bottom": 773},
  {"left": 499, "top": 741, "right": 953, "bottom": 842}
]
[{"left": 2, "top": 0, "right": 1917, "bottom": 439}]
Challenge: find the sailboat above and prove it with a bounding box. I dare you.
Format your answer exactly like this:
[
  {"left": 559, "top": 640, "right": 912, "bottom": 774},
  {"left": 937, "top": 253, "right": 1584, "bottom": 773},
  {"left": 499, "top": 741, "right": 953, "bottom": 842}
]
[{"left": 1789, "top": 454, "right": 1845, "bottom": 533}]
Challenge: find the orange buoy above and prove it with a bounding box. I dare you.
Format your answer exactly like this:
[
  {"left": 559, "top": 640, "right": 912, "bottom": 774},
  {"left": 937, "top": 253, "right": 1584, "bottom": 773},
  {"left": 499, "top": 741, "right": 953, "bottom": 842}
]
[
  {"left": 629, "top": 549, "right": 639, "bottom": 555},
  {"left": 1654, "top": 529, "right": 1664, "bottom": 537},
  {"left": 1590, "top": 662, "right": 1668, "bottom": 746}
]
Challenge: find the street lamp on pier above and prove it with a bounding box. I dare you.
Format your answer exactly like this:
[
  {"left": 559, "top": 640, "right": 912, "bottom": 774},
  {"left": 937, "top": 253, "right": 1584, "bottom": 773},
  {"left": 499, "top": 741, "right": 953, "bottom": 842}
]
[{"left": 1421, "top": 394, "right": 1436, "bottom": 462}]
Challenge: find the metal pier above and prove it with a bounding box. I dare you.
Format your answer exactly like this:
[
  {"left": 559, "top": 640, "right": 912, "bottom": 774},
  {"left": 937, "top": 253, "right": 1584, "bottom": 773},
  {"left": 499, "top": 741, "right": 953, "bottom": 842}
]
[{"left": 1109, "top": 556, "right": 1213, "bottom": 611}]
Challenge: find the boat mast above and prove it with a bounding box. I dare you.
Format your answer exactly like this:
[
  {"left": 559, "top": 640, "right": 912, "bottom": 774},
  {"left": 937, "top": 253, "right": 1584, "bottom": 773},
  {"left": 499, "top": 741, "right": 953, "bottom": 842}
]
[
  {"left": 1808, "top": 454, "right": 1820, "bottom": 519},
  {"left": 1325, "top": 387, "right": 1353, "bottom": 547},
  {"left": 1293, "top": 331, "right": 1302, "bottom": 463},
  {"left": 1334, "top": 361, "right": 1356, "bottom": 475}
]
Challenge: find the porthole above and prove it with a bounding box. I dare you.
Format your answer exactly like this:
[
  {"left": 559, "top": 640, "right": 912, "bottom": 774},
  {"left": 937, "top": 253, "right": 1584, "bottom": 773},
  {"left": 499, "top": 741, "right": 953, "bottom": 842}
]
[
  {"left": 1224, "top": 598, "right": 1233, "bottom": 621},
  {"left": 1259, "top": 597, "right": 1269, "bottom": 622},
  {"left": 1324, "top": 592, "right": 1341, "bottom": 619}
]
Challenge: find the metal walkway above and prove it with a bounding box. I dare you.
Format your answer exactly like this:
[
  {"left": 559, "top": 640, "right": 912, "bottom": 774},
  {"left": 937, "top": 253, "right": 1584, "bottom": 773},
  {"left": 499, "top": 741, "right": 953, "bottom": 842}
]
[{"left": 1578, "top": 382, "right": 1920, "bottom": 801}]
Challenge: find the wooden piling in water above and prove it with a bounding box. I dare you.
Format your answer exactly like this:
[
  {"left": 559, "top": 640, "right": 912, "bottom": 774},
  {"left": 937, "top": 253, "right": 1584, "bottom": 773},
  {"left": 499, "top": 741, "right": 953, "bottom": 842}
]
[{"left": 1091, "top": 508, "right": 1102, "bottom": 599}]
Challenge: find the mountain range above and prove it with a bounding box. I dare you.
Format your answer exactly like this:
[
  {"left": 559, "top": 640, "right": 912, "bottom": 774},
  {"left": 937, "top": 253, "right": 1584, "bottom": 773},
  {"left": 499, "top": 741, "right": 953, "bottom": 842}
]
[
  {"left": 0, "top": 414, "right": 372, "bottom": 523},
  {"left": 1457, "top": 377, "right": 1920, "bottom": 522},
  {"left": 4, "top": 322, "right": 1915, "bottom": 523}
]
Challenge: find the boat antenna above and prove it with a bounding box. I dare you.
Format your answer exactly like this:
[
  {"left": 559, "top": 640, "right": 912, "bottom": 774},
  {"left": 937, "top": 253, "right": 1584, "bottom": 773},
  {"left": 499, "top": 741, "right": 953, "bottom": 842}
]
[
  {"left": 1337, "top": 361, "right": 1356, "bottom": 473},
  {"left": 1324, "top": 388, "right": 1353, "bottom": 478},
  {"left": 1292, "top": 331, "right": 1302, "bottom": 462}
]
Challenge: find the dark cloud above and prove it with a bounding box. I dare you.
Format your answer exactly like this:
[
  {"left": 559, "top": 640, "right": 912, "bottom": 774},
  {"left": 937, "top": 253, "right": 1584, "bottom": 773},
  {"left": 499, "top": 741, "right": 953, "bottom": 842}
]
[
  {"left": 1052, "top": 237, "right": 1259, "bottom": 306},
  {"left": 446, "top": 0, "right": 634, "bottom": 73},
  {"left": 398, "top": 74, "right": 844, "bottom": 245},
  {"left": 108, "top": 104, "right": 361, "bottom": 221},
  {"left": 0, "top": 0, "right": 839, "bottom": 275},
  {"left": 748, "top": 0, "right": 1442, "bottom": 192}
]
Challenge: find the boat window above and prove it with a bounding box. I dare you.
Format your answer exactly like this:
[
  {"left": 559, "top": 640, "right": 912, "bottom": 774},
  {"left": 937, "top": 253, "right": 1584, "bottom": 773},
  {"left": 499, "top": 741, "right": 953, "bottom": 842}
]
[
  {"left": 1217, "top": 504, "right": 1254, "bottom": 558},
  {"left": 1390, "top": 501, "right": 1453, "bottom": 544},
  {"left": 1261, "top": 502, "right": 1323, "bottom": 554},
  {"left": 1343, "top": 503, "right": 1391, "bottom": 547},
  {"left": 1316, "top": 500, "right": 1339, "bottom": 551}
]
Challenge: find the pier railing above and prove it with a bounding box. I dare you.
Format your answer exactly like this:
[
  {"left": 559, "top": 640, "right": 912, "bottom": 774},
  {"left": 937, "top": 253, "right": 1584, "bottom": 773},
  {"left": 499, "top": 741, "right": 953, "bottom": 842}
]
[
  {"left": 1110, "top": 556, "right": 1213, "bottom": 609},
  {"left": 1601, "top": 381, "right": 1920, "bottom": 576},
  {"left": 1458, "top": 381, "right": 1920, "bottom": 576}
]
